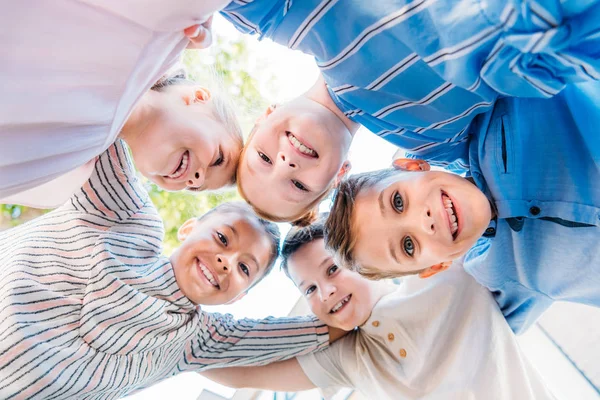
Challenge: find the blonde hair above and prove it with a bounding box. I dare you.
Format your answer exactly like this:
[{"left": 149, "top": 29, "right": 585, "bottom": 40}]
[
  {"left": 235, "top": 125, "right": 334, "bottom": 226},
  {"left": 152, "top": 69, "right": 243, "bottom": 184}
]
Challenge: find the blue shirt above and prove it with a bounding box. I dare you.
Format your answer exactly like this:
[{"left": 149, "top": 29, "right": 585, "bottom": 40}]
[
  {"left": 463, "top": 87, "right": 600, "bottom": 333},
  {"left": 222, "top": 0, "right": 600, "bottom": 173}
]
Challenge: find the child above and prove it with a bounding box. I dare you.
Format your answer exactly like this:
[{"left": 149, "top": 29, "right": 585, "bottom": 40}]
[
  {"left": 236, "top": 74, "right": 357, "bottom": 224},
  {"left": 325, "top": 93, "right": 600, "bottom": 333},
  {"left": 1, "top": 67, "right": 243, "bottom": 208},
  {"left": 200, "top": 220, "right": 554, "bottom": 399},
  {"left": 0, "top": 140, "right": 335, "bottom": 399},
  {"left": 190, "top": 0, "right": 600, "bottom": 224}
]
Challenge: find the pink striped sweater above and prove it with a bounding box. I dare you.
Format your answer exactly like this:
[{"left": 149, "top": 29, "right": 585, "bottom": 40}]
[{"left": 0, "top": 141, "right": 329, "bottom": 399}]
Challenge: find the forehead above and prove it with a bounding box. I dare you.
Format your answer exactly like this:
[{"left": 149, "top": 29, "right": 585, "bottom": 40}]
[{"left": 287, "top": 239, "right": 328, "bottom": 285}]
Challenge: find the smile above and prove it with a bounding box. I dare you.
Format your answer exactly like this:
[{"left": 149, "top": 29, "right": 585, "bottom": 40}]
[
  {"left": 330, "top": 294, "right": 351, "bottom": 314},
  {"left": 166, "top": 150, "right": 190, "bottom": 180},
  {"left": 287, "top": 132, "right": 318, "bottom": 158},
  {"left": 195, "top": 258, "right": 220, "bottom": 289},
  {"left": 442, "top": 192, "right": 459, "bottom": 240}
]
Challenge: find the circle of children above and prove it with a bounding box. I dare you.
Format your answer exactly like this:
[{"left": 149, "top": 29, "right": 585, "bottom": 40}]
[{"left": 1, "top": 1, "right": 598, "bottom": 399}]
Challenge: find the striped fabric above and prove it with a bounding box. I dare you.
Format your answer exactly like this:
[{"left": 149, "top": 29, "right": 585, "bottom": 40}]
[
  {"left": 0, "top": 141, "right": 329, "bottom": 399},
  {"left": 222, "top": 0, "right": 600, "bottom": 172}
]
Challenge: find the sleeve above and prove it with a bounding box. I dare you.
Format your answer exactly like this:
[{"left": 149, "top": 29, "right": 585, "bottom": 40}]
[
  {"left": 181, "top": 311, "right": 330, "bottom": 370},
  {"left": 297, "top": 334, "right": 357, "bottom": 398},
  {"left": 65, "top": 140, "right": 150, "bottom": 220},
  {"left": 220, "top": 0, "right": 284, "bottom": 39},
  {"left": 478, "top": 0, "right": 600, "bottom": 97}
]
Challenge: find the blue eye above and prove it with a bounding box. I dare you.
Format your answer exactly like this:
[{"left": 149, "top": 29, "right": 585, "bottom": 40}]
[
  {"left": 258, "top": 152, "right": 272, "bottom": 164},
  {"left": 327, "top": 265, "right": 338, "bottom": 275},
  {"left": 217, "top": 232, "right": 228, "bottom": 246},
  {"left": 403, "top": 236, "right": 414, "bottom": 257},
  {"left": 240, "top": 263, "right": 249, "bottom": 277},
  {"left": 306, "top": 285, "right": 316, "bottom": 295},
  {"left": 392, "top": 192, "right": 404, "bottom": 212}
]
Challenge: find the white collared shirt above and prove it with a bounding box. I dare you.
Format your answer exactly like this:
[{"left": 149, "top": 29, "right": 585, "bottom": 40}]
[
  {"left": 298, "top": 264, "right": 554, "bottom": 399},
  {"left": 0, "top": 0, "right": 229, "bottom": 206}
]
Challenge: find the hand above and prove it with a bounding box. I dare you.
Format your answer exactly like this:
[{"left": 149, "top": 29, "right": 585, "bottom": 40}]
[{"left": 184, "top": 15, "right": 214, "bottom": 49}]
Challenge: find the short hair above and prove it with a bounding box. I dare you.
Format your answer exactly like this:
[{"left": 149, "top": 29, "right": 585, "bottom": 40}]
[
  {"left": 152, "top": 69, "right": 243, "bottom": 185},
  {"left": 280, "top": 216, "right": 327, "bottom": 279},
  {"left": 325, "top": 168, "right": 427, "bottom": 280},
  {"left": 199, "top": 201, "right": 281, "bottom": 288}
]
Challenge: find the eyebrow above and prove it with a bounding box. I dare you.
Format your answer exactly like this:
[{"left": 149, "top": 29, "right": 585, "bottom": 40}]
[
  {"left": 378, "top": 189, "right": 386, "bottom": 217},
  {"left": 226, "top": 224, "right": 239, "bottom": 240}
]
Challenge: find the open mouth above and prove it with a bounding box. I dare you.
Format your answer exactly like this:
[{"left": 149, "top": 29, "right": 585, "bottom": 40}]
[
  {"left": 166, "top": 150, "right": 190, "bottom": 180},
  {"left": 442, "top": 192, "right": 459, "bottom": 240},
  {"left": 287, "top": 132, "right": 318, "bottom": 158},
  {"left": 195, "top": 258, "right": 220, "bottom": 289},
  {"left": 330, "top": 294, "right": 352, "bottom": 314}
]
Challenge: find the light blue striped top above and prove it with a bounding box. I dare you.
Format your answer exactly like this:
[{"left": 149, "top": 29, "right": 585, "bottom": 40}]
[{"left": 222, "top": 0, "right": 600, "bottom": 172}]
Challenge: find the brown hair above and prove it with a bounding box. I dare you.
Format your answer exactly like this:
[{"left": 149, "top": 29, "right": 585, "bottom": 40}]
[
  {"left": 235, "top": 125, "right": 333, "bottom": 226},
  {"left": 324, "top": 168, "right": 426, "bottom": 280},
  {"left": 198, "top": 201, "right": 281, "bottom": 289},
  {"left": 280, "top": 216, "right": 327, "bottom": 279},
  {"left": 152, "top": 70, "right": 243, "bottom": 184}
]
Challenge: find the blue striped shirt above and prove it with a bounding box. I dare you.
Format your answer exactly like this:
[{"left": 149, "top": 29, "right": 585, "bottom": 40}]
[{"left": 222, "top": 0, "right": 600, "bottom": 172}]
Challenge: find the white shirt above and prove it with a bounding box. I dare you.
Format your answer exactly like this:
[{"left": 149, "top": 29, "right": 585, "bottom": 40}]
[
  {"left": 298, "top": 265, "right": 554, "bottom": 400},
  {"left": 0, "top": 0, "right": 229, "bottom": 206}
]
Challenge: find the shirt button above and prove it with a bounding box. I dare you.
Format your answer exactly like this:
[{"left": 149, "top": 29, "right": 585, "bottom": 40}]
[
  {"left": 372, "top": 321, "right": 380, "bottom": 327},
  {"left": 485, "top": 227, "right": 496, "bottom": 235},
  {"left": 399, "top": 349, "right": 407, "bottom": 358},
  {"left": 529, "top": 206, "right": 541, "bottom": 216},
  {"left": 388, "top": 333, "right": 395, "bottom": 341}
]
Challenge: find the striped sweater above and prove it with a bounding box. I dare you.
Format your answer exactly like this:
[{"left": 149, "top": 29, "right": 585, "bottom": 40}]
[{"left": 0, "top": 141, "right": 329, "bottom": 400}]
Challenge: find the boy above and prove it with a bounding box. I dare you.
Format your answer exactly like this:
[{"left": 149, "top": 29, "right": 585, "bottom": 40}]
[
  {"left": 200, "top": 220, "right": 554, "bottom": 399},
  {"left": 325, "top": 93, "right": 600, "bottom": 333},
  {"left": 0, "top": 141, "right": 339, "bottom": 399},
  {"left": 217, "top": 0, "right": 600, "bottom": 173}
]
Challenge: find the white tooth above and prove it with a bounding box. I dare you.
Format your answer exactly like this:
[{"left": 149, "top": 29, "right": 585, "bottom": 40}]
[{"left": 450, "top": 214, "right": 456, "bottom": 222}]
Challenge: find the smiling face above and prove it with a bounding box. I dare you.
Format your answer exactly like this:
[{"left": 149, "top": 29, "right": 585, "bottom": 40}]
[
  {"left": 351, "top": 169, "right": 492, "bottom": 276},
  {"left": 126, "top": 85, "right": 241, "bottom": 192},
  {"left": 288, "top": 239, "right": 377, "bottom": 330},
  {"left": 169, "top": 210, "right": 273, "bottom": 305},
  {"left": 238, "top": 98, "right": 352, "bottom": 220}
]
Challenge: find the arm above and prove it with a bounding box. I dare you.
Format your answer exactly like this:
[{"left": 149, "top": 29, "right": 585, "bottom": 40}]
[
  {"left": 478, "top": 0, "right": 600, "bottom": 97},
  {"left": 201, "top": 358, "right": 315, "bottom": 392},
  {"left": 180, "top": 312, "right": 330, "bottom": 371}
]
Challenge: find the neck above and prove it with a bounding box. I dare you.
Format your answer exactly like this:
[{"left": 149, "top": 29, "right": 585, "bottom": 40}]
[
  {"left": 305, "top": 74, "right": 360, "bottom": 135},
  {"left": 119, "top": 92, "right": 155, "bottom": 144},
  {"left": 359, "top": 281, "right": 396, "bottom": 325}
]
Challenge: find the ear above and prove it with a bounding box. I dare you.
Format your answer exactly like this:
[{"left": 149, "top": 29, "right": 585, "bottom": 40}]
[
  {"left": 183, "top": 86, "right": 211, "bottom": 105},
  {"left": 333, "top": 160, "right": 352, "bottom": 186},
  {"left": 418, "top": 261, "right": 451, "bottom": 279},
  {"left": 177, "top": 218, "right": 198, "bottom": 241},
  {"left": 255, "top": 104, "right": 278, "bottom": 124},
  {"left": 225, "top": 291, "right": 247, "bottom": 305},
  {"left": 392, "top": 158, "right": 431, "bottom": 172}
]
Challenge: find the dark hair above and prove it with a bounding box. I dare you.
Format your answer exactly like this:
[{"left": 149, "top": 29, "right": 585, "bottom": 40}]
[
  {"left": 325, "top": 169, "right": 408, "bottom": 279},
  {"left": 280, "top": 215, "right": 327, "bottom": 279},
  {"left": 199, "top": 201, "right": 281, "bottom": 288},
  {"left": 151, "top": 70, "right": 191, "bottom": 92}
]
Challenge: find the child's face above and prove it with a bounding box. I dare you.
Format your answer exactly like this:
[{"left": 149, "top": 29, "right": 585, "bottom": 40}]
[
  {"left": 128, "top": 85, "right": 240, "bottom": 192},
  {"left": 239, "top": 98, "right": 352, "bottom": 220},
  {"left": 288, "top": 238, "right": 376, "bottom": 331},
  {"left": 351, "top": 170, "right": 492, "bottom": 276},
  {"left": 170, "top": 210, "right": 272, "bottom": 305}
]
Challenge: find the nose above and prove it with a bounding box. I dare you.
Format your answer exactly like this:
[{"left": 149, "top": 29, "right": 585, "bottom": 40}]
[
  {"left": 187, "top": 169, "right": 205, "bottom": 189},
  {"left": 216, "top": 254, "right": 230, "bottom": 274},
  {"left": 319, "top": 283, "right": 337, "bottom": 302},
  {"left": 421, "top": 207, "right": 436, "bottom": 235},
  {"left": 277, "top": 151, "right": 297, "bottom": 169}
]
